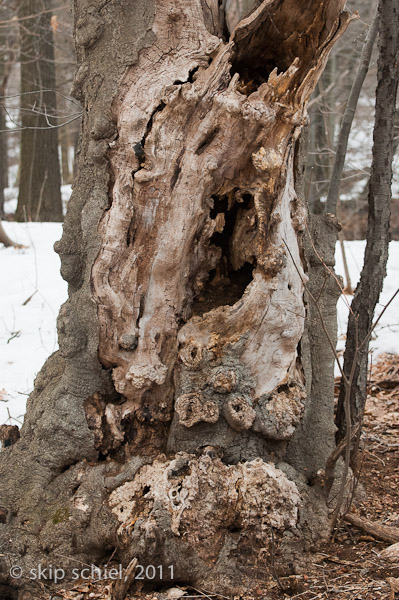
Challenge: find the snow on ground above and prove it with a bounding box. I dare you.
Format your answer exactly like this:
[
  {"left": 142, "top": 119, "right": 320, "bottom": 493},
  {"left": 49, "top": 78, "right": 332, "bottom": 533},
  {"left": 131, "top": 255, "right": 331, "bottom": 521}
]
[
  {"left": 3, "top": 184, "right": 73, "bottom": 216},
  {"left": 1, "top": 224, "right": 398, "bottom": 425},
  {"left": 0, "top": 222, "right": 66, "bottom": 425},
  {"left": 336, "top": 240, "right": 399, "bottom": 365}
]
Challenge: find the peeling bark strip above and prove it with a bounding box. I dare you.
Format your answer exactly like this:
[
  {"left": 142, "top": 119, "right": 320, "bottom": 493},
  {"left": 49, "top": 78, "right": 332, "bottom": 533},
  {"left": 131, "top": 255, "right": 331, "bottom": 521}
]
[{"left": 91, "top": 0, "right": 352, "bottom": 457}]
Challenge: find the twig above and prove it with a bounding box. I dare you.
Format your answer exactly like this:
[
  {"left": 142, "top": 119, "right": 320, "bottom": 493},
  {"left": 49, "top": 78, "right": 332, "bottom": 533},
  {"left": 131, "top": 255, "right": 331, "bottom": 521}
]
[
  {"left": 283, "top": 237, "right": 398, "bottom": 530},
  {"left": 35, "top": 170, "right": 47, "bottom": 222},
  {"left": 308, "top": 69, "right": 350, "bottom": 108},
  {"left": 270, "top": 527, "right": 285, "bottom": 593},
  {"left": 112, "top": 557, "right": 138, "bottom": 600},
  {"left": 282, "top": 238, "right": 346, "bottom": 381},
  {"left": 329, "top": 319, "right": 358, "bottom": 529},
  {"left": 325, "top": 422, "right": 360, "bottom": 486},
  {"left": 344, "top": 513, "right": 399, "bottom": 544},
  {"left": 338, "top": 233, "right": 353, "bottom": 294},
  {"left": 359, "top": 287, "right": 399, "bottom": 352}
]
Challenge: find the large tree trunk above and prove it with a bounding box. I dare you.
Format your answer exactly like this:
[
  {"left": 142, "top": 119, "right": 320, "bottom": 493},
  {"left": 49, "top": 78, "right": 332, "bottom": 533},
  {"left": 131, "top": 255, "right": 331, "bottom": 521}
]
[
  {"left": 0, "top": 1, "right": 351, "bottom": 596},
  {"left": 15, "top": 0, "right": 63, "bottom": 222}
]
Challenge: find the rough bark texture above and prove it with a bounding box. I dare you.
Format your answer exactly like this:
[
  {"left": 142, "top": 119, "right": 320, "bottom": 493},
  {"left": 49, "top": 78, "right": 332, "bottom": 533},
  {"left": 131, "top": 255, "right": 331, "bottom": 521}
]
[
  {"left": 0, "top": 0, "right": 351, "bottom": 596},
  {"left": 15, "top": 0, "right": 63, "bottom": 222},
  {"left": 336, "top": 0, "right": 399, "bottom": 442}
]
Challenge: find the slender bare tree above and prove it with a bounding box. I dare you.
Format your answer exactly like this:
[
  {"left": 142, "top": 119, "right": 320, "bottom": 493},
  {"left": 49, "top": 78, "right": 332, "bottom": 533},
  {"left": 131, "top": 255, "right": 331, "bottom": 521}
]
[
  {"left": 0, "top": 1, "right": 353, "bottom": 597},
  {"left": 336, "top": 0, "right": 399, "bottom": 446}
]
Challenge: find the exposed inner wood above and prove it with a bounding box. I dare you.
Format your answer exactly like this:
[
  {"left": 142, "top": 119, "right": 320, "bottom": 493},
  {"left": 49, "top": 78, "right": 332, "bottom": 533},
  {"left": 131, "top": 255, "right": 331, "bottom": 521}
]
[{"left": 91, "top": 0, "right": 352, "bottom": 456}]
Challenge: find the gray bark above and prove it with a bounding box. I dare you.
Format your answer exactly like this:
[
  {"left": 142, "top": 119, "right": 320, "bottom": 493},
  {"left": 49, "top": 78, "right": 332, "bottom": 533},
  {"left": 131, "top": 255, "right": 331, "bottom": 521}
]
[{"left": 336, "top": 0, "right": 399, "bottom": 442}]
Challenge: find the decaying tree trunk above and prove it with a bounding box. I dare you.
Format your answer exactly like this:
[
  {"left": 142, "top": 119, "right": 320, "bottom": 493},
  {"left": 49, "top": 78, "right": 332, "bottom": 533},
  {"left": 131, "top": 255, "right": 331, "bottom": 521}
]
[{"left": 0, "top": 0, "right": 352, "bottom": 596}]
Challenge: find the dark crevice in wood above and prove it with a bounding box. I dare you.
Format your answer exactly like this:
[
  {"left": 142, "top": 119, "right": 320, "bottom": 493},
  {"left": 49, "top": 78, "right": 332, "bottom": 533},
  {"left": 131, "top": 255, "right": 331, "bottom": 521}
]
[
  {"left": 134, "top": 100, "right": 167, "bottom": 170},
  {"left": 218, "top": 0, "right": 230, "bottom": 42},
  {"left": 144, "top": 101, "right": 166, "bottom": 142},
  {"left": 173, "top": 65, "right": 200, "bottom": 85},
  {"left": 191, "top": 192, "right": 255, "bottom": 316},
  {"left": 231, "top": 59, "right": 281, "bottom": 95},
  {"left": 170, "top": 148, "right": 184, "bottom": 189},
  {"left": 195, "top": 127, "right": 220, "bottom": 155},
  {"left": 97, "top": 451, "right": 108, "bottom": 462}
]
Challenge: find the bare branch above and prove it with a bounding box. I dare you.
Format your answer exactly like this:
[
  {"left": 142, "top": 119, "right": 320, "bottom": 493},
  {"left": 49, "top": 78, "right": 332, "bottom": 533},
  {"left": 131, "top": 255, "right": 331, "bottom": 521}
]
[{"left": 325, "top": 7, "right": 378, "bottom": 215}]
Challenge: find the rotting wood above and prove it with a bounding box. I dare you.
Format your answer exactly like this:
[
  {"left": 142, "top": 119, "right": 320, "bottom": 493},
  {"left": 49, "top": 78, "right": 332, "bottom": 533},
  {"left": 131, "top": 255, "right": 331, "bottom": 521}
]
[
  {"left": 91, "top": 0, "right": 353, "bottom": 458},
  {"left": 111, "top": 557, "right": 138, "bottom": 600}
]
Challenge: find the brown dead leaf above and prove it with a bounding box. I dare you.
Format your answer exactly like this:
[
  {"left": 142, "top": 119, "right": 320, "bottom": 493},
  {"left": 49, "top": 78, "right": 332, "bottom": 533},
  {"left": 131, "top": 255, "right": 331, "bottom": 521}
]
[
  {"left": 382, "top": 542, "right": 399, "bottom": 562},
  {"left": 50, "top": 15, "right": 59, "bottom": 33},
  {"left": 388, "top": 577, "right": 399, "bottom": 600}
]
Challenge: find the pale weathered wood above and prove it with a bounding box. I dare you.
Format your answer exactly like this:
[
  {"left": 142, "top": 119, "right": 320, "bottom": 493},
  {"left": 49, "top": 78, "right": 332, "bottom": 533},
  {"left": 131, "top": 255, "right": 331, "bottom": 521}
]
[
  {"left": 381, "top": 542, "right": 399, "bottom": 562},
  {"left": 91, "top": 0, "right": 352, "bottom": 457}
]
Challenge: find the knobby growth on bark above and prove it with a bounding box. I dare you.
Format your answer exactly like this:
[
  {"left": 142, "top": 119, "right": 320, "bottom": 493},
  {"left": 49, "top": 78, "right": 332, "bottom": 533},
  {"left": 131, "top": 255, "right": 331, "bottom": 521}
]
[{"left": 1, "top": 0, "right": 353, "bottom": 596}]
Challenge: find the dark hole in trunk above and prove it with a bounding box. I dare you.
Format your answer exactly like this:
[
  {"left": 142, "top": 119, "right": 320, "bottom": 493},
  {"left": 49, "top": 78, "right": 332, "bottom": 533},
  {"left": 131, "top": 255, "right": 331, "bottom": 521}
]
[
  {"left": 230, "top": 12, "right": 290, "bottom": 95},
  {"left": 191, "top": 192, "right": 255, "bottom": 316},
  {"left": 230, "top": 59, "right": 284, "bottom": 95}
]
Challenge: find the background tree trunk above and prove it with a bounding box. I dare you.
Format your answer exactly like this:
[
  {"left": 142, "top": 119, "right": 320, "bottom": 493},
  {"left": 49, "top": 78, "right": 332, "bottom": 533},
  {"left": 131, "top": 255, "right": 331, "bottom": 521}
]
[
  {"left": 15, "top": 0, "right": 63, "bottom": 222},
  {"left": 0, "top": 1, "right": 351, "bottom": 596},
  {"left": 0, "top": 80, "right": 8, "bottom": 219},
  {"left": 307, "top": 56, "right": 337, "bottom": 215},
  {"left": 0, "top": 221, "right": 18, "bottom": 247},
  {"left": 0, "top": 1, "right": 15, "bottom": 219}
]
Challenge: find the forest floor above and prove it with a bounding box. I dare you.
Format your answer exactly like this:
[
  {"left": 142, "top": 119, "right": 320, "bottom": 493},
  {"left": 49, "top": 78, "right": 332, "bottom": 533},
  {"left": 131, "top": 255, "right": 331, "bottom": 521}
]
[
  {"left": 265, "top": 352, "right": 399, "bottom": 600},
  {"left": 36, "top": 353, "right": 399, "bottom": 600}
]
